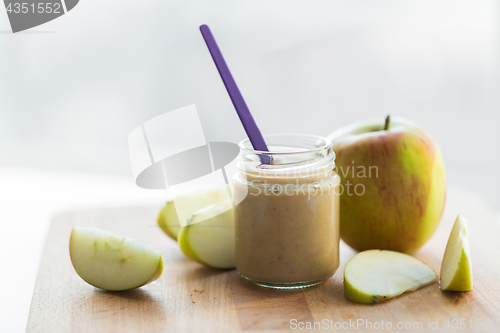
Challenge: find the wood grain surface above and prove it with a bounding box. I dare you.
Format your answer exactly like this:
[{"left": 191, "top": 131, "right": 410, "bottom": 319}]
[{"left": 27, "top": 190, "right": 500, "bottom": 332}]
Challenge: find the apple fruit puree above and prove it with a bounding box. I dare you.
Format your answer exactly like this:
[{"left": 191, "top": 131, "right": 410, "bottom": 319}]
[{"left": 233, "top": 134, "right": 340, "bottom": 288}]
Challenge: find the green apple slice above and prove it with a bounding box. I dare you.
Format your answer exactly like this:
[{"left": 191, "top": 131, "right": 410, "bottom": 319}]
[
  {"left": 344, "top": 250, "right": 438, "bottom": 304},
  {"left": 157, "top": 201, "right": 182, "bottom": 241},
  {"left": 70, "top": 227, "right": 163, "bottom": 291},
  {"left": 157, "top": 186, "right": 230, "bottom": 241},
  {"left": 440, "top": 214, "right": 473, "bottom": 291},
  {"left": 178, "top": 199, "right": 235, "bottom": 269}
]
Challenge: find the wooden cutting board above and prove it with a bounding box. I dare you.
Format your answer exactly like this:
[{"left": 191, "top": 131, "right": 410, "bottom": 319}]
[{"left": 27, "top": 190, "right": 500, "bottom": 332}]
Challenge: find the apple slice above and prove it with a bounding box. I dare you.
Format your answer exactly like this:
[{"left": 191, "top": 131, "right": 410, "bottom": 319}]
[
  {"left": 344, "top": 250, "right": 438, "bottom": 304},
  {"left": 157, "top": 186, "right": 230, "bottom": 241},
  {"left": 178, "top": 199, "right": 235, "bottom": 269},
  {"left": 157, "top": 201, "right": 182, "bottom": 241},
  {"left": 440, "top": 214, "right": 473, "bottom": 291},
  {"left": 70, "top": 227, "right": 163, "bottom": 291}
]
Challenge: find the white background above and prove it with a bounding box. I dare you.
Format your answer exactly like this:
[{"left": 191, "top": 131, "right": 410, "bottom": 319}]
[{"left": 0, "top": 0, "right": 499, "bottom": 331}]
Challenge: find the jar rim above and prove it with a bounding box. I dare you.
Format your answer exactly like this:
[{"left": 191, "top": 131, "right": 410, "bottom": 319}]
[{"left": 238, "top": 133, "right": 332, "bottom": 155}]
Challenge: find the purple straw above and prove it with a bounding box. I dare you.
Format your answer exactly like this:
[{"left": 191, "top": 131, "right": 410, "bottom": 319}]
[{"left": 200, "top": 24, "right": 271, "bottom": 164}]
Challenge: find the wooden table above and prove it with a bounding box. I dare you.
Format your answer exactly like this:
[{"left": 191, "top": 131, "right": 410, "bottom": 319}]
[{"left": 27, "top": 190, "right": 500, "bottom": 332}]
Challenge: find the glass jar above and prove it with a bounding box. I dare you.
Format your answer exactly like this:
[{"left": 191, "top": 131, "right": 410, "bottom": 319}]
[{"left": 232, "top": 134, "right": 340, "bottom": 289}]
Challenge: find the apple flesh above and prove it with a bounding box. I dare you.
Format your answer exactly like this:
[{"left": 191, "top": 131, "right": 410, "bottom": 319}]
[
  {"left": 328, "top": 117, "right": 446, "bottom": 253},
  {"left": 440, "top": 214, "right": 473, "bottom": 291},
  {"left": 178, "top": 199, "right": 235, "bottom": 269},
  {"left": 69, "top": 227, "right": 163, "bottom": 291},
  {"left": 157, "top": 186, "right": 230, "bottom": 241},
  {"left": 344, "top": 250, "right": 438, "bottom": 304}
]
